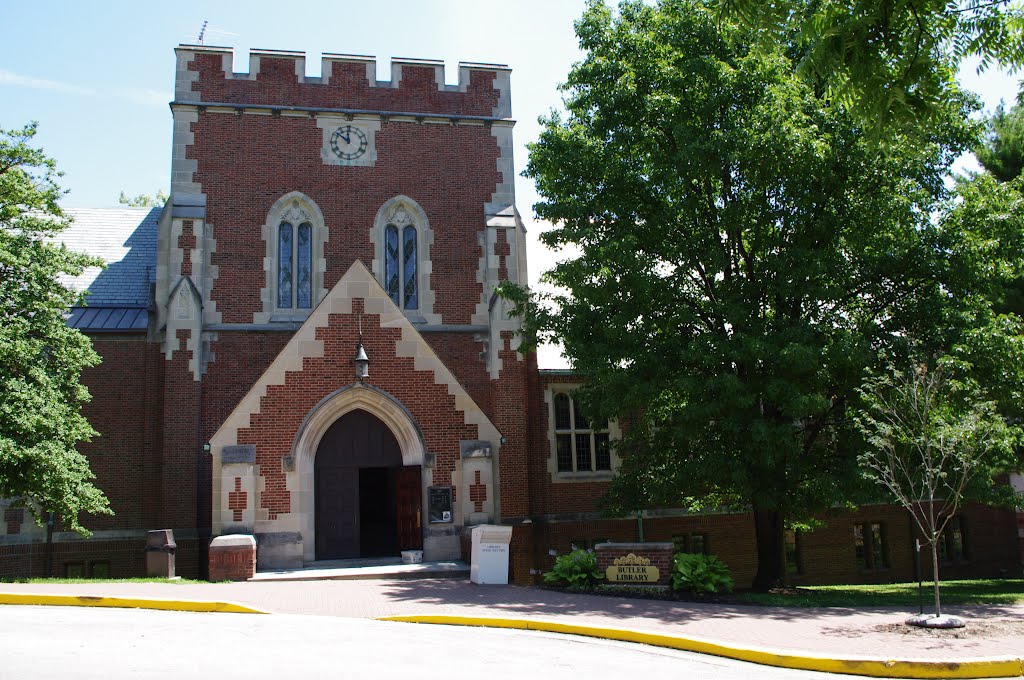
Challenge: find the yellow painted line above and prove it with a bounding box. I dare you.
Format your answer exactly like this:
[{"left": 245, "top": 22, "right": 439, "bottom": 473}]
[
  {"left": 377, "top": 615, "right": 1024, "bottom": 679},
  {"left": 0, "top": 592, "right": 267, "bottom": 615}
]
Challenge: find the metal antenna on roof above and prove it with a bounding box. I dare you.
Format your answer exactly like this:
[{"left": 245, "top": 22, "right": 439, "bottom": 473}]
[{"left": 198, "top": 20, "right": 208, "bottom": 45}]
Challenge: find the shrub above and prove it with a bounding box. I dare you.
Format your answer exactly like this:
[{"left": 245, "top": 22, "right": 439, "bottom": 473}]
[
  {"left": 672, "top": 553, "right": 734, "bottom": 594},
  {"left": 543, "top": 547, "right": 603, "bottom": 589}
]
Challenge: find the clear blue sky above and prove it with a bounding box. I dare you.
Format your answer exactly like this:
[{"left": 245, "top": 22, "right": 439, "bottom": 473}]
[{"left": 1, "top": 0, "right": 1019, "bottom": 366}]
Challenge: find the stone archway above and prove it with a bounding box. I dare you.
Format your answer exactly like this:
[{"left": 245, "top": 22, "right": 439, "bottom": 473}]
[{"left": 293, "top": 383, "right": 426, "bottom": 563}]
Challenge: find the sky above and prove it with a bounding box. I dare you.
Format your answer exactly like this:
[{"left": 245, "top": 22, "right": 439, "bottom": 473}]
[{"left": 1, "top": 0, "right": 1020, "bottom": 367}]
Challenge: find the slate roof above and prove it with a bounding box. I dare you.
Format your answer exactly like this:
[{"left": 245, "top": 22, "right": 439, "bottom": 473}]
[{"left": 58, "top": 207, "right": 160, "bottom": 332}]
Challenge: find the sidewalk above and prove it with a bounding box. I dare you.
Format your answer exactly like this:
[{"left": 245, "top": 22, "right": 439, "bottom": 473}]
[{"left": 2, "top": 578, "right": 1022, "bottom": 678}]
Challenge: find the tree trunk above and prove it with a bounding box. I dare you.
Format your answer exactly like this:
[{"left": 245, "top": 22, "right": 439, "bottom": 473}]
[
  {"left": 931, "top": 539, "right": 942, "bottom": 617},
  {"left": 752, "top": 506, "right": 785, "bottom": 591}
]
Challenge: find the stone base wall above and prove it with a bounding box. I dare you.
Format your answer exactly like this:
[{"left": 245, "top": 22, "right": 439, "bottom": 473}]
[{"left": 209, "top": 535, "right": 256, "bottom": 582}]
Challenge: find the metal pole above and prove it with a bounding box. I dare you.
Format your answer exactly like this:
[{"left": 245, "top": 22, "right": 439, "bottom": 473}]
[
  {"left": 915, "top": 538, "right": 923, "bottom": 615},
  {"left": 636, "top": 510, "right": 645, "bottom": 543},
  {"left": 45, "top": 512, "right": 55, "bottom": 578}
]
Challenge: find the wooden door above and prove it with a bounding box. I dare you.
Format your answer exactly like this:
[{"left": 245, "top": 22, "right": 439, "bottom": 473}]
[
  {"left": 395, "top": 465, "right": 422, "bottom": 551},
  {"left": 316, "top": 465, "right": 359, "bottom": 559}
]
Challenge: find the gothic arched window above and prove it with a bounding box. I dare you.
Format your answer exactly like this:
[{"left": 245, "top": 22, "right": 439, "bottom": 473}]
[
  {"left": 385, "top": 223, "right": 418, "bottom": 309},
  {"left": 278, "top": 220, "right": 313, "bottom": 309}
]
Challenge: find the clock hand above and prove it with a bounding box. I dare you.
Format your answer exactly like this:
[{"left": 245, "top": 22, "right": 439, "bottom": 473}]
[{"left": 339, "top": 129, "right": 351, "bottom": 144}]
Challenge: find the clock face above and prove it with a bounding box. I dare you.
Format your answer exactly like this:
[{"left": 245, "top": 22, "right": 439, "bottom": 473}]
[{"left": 330, "top": 125, "right": 368, "bottom": 160}]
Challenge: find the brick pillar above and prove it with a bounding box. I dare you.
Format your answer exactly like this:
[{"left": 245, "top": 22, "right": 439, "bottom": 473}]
[
  {"left": 510, "top": 523, "right": 536, "bottom": 586},
  {"left": 161, "top": 329, "right": 203, "bottom": 578}
]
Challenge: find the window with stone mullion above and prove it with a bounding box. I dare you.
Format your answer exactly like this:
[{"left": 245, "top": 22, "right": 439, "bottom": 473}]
[
  {"left": 385, "top": 223, "right": 418, "bottom": 310},
  {"left": 277, "top": 221, "right": 312, "bottom": 309},
  {"left": 554, "top": 392, "right": 610, "bottom": 473}
]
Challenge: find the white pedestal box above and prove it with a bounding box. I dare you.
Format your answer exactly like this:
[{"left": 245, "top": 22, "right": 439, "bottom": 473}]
[{"left": 470, "top": 525, "right": 513, "bottom": 585}]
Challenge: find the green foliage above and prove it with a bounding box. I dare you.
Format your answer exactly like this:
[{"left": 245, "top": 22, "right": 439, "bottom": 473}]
[
  {"left": 513, "top": 0, "right": 1024, "bottom": 591},
  {"left": 857, "top": 359, "right": 1020, "bottom": 520},
  {"left": 671, "top": 552, "right": 734, "bottom": 594},
  {"left": 0, "top": 123, "right": 112, "bottom": 535},
  {"left": 856, "top": 357, "right": 1020, "bottom": 616},
  {"left": 118, "top": 189, "right": 167, "bottom": 207},
  {"left": 543, "top": 547, "right": 603, "bottom": 588},
  {"left": 976, "top": 95, "right": 1024, "bottom": 182},
  {"left": 739, "top": 579, "right": 1024, "bottom": 608},
  {"left": 719, "top": 0, "right": 1024, "bottom": 136}
]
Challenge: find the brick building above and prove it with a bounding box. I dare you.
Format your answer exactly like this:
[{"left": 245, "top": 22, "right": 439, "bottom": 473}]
[{"left": 1, "top": 44, "right": 1021, "bottom": 585}]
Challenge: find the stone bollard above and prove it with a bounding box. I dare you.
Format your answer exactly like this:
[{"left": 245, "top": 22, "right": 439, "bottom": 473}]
[
  {"left": 208, "top": 534, "right": 256, "bottom": 582},
  {"left": 145, "top": 529, "right": 177, "bottom": 578}
]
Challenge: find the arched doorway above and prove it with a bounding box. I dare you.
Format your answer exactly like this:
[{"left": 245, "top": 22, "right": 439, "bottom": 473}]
[{"left": 314, "top": 409, "right": 422, "bottom": 559}]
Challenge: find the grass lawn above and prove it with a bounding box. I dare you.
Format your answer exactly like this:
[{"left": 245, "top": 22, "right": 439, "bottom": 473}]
[
  {"left": 739, "top": 579, "right": 1024, "bottom": 608},
  {"left": 0, "top": 577, "right": 205, "bottom": 585}
]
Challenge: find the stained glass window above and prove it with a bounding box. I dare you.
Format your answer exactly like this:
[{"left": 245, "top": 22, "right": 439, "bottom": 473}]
[
  {"left": 385, "top": 225, "right": 400, "bottom": 305},
  {"left": 383, "top": 223, "right": 418, "bottom": 310},
  {"left": 277, "top": 222, "right": 293, "bottom": 308},
  {"left": 296, "top": 223, "right": 312, "bottom": 308},
  {"left": 403, "top": 225, "right": 417, "bottom": 309}
]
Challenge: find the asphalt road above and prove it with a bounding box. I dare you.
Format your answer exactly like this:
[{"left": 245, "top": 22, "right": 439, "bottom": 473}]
[{"left": 0, "top": 605, "right": 870, "bottom": 679}]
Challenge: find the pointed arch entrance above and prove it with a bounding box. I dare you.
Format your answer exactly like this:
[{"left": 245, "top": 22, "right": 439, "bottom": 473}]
[
  {"left": 314, "top": 409, "right": 422, "bottom": 559},
  {"left": 293, "top": 384, "right": 427, "bottom": 563}
]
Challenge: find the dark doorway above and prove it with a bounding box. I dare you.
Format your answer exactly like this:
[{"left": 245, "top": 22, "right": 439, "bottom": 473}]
[
  {"left": 359, "top": 467, "right": 397, "bottom": 556},
  {"left": 314, "top": 409, "right": 422, "bottom": 560}
]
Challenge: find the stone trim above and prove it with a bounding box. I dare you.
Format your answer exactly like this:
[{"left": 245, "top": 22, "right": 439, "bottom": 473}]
[
  {"left": 489, "top": 125, "right": 516, "bottom": 207},
  {"left": 209, "top": 261, "right": 502, "bottom": 562},
  {"left": 370, "top": 196, "right": 439, "bottom": 324},
  {"left": 317, "top": 116, "right": 381, "bottom": 169},
  {"left": 170, "top": 102, "right": 512, "bottom": 124},
  {"left": 175, "top": 44, "right": 510, "bottom": 93},
  {"left": 170, "top": 110, "right": 199, "bottom": 193},
  {"left": 544, "top": 384, "right": 622, "bottom": 483},
  {"left": 254, "top": 192, "right": 328, "bottom": 325}
]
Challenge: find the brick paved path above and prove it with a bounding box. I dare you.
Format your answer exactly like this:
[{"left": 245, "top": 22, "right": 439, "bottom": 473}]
[{"left": 2, "top": 579, "right": 1021, "bottom": 661}]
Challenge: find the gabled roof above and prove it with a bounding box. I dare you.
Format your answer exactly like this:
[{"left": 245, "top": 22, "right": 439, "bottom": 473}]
[{"left": 58, "top": 207, "right": 160, "bottom": 331}]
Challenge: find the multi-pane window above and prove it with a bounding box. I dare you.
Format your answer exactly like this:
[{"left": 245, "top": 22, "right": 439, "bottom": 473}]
[
  {"left": 937, "top": 516, "right": 968, "bottom": 563},
  {"left": 854, "top": 522, "right": 888, "bottom": 570},
  {"left": 672, "top": 533, "right": 709, "bottom": 555},
  {"left": 277, "top": 220, "right": 312, "bottom": 309},
  {"left": 553, "top": 392, "right": 611, "bottom": 473},
  {"left": 785, "top": 529, "right": 803, "bottom": 576},
  {"left": 384, "top": 223, "right": 417, "bottom": 309}
]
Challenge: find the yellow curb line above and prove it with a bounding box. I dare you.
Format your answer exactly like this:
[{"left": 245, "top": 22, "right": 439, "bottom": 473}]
[
  {"left": 0, "top": 592, "right": 267, "bottom": 615},
  {"left": 377, "top": 615, "right": 1023, "bottom": 679}
]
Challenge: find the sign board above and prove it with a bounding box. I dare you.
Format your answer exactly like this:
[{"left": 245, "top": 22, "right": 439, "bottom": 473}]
[
  {"left": 427, "top": 486, "right": 453, "bottom": 523},
  {"left": 605, "top": 553, "right": 660, "bottom": 583}
]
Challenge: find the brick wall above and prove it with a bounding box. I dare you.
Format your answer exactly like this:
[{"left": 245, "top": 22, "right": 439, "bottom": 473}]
[
  {"left": 78, "top": 336, "right": 164, "bottom": 531},
  {"left": 186, "top": 52, "right": 501, "bottom": 117},
  {"left": 522, "top": 504, "right": 1021, "bottom": 589},
  {"left": 189, "top": 113, "right": 501, "bottom": 325},
  {"left": 234, "top": 303, "right": 481, "bottom": 519}
]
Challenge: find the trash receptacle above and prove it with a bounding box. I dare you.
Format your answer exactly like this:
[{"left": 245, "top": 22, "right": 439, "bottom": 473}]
[
  {"left": 146, "top": 529, "right": 177, "bottom": 578},
  {"left": 470, "top": 525, "right": 513, "bottom": 585}
]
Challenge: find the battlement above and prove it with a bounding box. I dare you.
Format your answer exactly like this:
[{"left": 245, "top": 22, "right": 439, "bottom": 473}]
[{"left": 174, "top": 45, "right": 511, "bottom": 119}]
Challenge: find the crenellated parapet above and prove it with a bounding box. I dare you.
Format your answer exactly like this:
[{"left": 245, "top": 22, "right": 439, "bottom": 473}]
[{"left": 174, "top": 44, "right": 511, "bottom": 119}]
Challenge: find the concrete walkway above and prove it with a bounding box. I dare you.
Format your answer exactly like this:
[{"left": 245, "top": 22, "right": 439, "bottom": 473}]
[{"left": 2, "top": 577, "right": 1023, "bottom": 678}]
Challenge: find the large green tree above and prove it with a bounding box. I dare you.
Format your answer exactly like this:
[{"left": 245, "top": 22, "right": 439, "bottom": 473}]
[
  {"left": 976, "top": 93, "right": 1024, "bottom": 182},
  {"left": 515, "top": 0, "right": 1022, "bottom": 589},
  {"left": 720, "top": 0, "right": 1024, "bottom": 134},
  {"left": 0, "top": 123, "right": 111, "bottom": 534}
]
